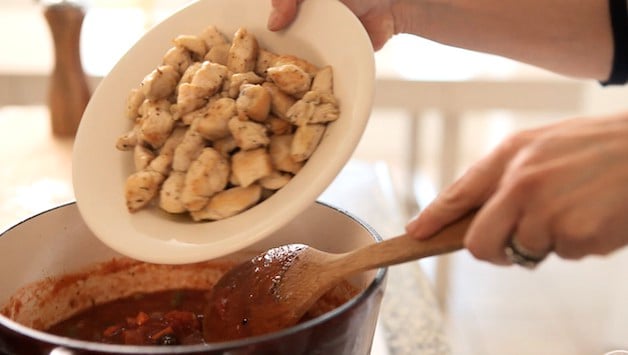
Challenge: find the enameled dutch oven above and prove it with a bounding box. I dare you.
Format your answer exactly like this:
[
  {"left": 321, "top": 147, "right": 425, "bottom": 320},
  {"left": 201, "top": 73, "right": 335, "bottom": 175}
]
[{"left": 0, "top": 202, "right": 386, "bottom": 355}]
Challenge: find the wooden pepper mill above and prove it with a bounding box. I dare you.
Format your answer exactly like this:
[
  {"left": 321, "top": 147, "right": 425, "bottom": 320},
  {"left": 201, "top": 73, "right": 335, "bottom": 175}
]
[{"left": 43, "top": 0, "right": 91, "bottom": 137}]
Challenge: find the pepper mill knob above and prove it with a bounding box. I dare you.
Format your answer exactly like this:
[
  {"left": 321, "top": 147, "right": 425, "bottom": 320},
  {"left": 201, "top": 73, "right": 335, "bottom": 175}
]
[{"left": 43, "top": 0, "right": 91, "bottom": 137}]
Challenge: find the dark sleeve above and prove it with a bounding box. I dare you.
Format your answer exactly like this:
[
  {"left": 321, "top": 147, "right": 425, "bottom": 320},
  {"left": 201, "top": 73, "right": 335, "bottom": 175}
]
[{"left": 602, "top": 0, "right": 628, "bottom": 85}]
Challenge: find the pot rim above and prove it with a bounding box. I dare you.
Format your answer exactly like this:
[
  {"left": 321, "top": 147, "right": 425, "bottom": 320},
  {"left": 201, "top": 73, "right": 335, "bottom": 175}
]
[{"left": 0, "top": 201, "right": 387, "bottom": 353}]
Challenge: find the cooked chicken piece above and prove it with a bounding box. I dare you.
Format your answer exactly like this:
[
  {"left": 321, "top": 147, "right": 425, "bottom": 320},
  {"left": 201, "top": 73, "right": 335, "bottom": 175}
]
[
  {"left": 172, "top": 83, "right": 209, "bottom": 119},
  {"left": 259, "top": 171, "right": 292, "bottom": 190},
  {"left": 266, "top": 115, "right": 293, "bottom": 135},
  {"left": 173, "top": 34, "right": 207, "bottom": 58},
  {"left": 199, "top": 25, "right": 228, "bottom": 50},
  {"left": 213, "top": 135, "right": 238, "bottom": 157},
  {"left": 291, "top": 124, "right": 325, "bottom": 162},
  {"left": 172, "top": 124, "right": 206, "bottom": 172},
  {"left": 116, "top": 122, "right": 141, "bottom": 151},
  {"left": 228, "top": 117, "right": 270, "bottom": 150},
  {"left": 227, "top": 27, "right": 259, "bottom": 73},
  {"left": 190, "top": 184, "right": 262, "bottom": 221},
  {"left": 148, "top": 126, "right": 186, "bottom": 176},
  {"left": 287, "top": 90, "right": 339, "bottom": 126},
  {"left": 124, "top": 170, "right": 164, "bottom": 212},
  {"left": 159, "top": 171, "right": 186, "bottom": 214},
  {"left": 191, "top": 97, "right": 236, "bottom": 140},
  {"left": 178, "top": 96, "right": 215, "bottom": 125},
  {"left": 161, "top": 126, "right": 187, "bottom": 154},
  {"left": 190, "top": 61, "right": 229, "bottom": 95},
  {"left": 137, "top": 98, "right": 153, "bottom": 117},
  {"left": 162, "top": 46, "right": 193, "bottom": 74},
  {"left": 178, "top": 62, "right": 202, "bottom": 86},
  {"left": 181, "top": 189, "right": 210, "bottom": 213},
  {"left": 204, "top": 43, "right": 230, "bottom": 66},
  {"left": 181, "top": 147, "right": 230, "bottom": 211},
  {"left": 134, "top": 144, "right": 155, "bottom": 171},
  {"left": 139, "top": 99, "right": 175, "bottom": 149},
  {"left": 229, "top": 171, "right": 240, "bottom": 186},
  {"left": 286, "top": 92, "right": 316, "bottom": 126},
  {"left": 262, "top": 82, "right": 296, "bottom": 120},
  {"left": 236, "top": 84, "right": 271, "bottom": 122},
  {"left": 311, "top": 65, "right": 334, "bottom": 93},
  {"left": 311, "top": 101, "right": 339, "bottom": 123},
  {"left": 173, "top": 60, "right": 228, "bottom": 118},
  {"left": 226, "top": 72, "right": 264, "bottom": 98},
  {"left": 140, "top": 65, "right": 180, "bottom": 101},
  {"left": 274, "top": 54, "right": 319, "bottom": 77},
  {"left": 125, "top": 89, "right": 145, "bottom": 120},
  {"left": 266, "top": 64, "right": 312, "bottom": 97},
  {"left": 231, "top": 148, "right": 273, "bottom": 187},
  {"left": 269, "top": 134, "right": 303, "bottom": 174},
  {"left": 255, "top": 48, "right": 279, "bottom": 76}
]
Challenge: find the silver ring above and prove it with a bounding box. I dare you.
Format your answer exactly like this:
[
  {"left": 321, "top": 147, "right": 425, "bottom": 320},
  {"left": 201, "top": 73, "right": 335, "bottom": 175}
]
[{"left": 505, "top": 238, "right": 546, "bottom": 269}]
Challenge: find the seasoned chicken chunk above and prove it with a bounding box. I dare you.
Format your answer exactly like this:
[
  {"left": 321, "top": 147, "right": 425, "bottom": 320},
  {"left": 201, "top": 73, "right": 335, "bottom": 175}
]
[
  {"left": 190, "top": 184, "right": 262, "bottom": 221},
  {"left": 213, "top": 135, "right": 238, "bottom": 157},
  {"left": 228, "top": 117, "right": 270, "bottom": 150},
  {"left": 291, "top": 124, "right": 326, "bottom": 162},
  {"left": 140, "top": 65, "right": 180, "bottom": 101},
  {"left": 262, "top": 82, "right": 296, "bottom": 120},
  {"left": 134, "top": 144, "right": 155, "bottom": 171},
  {"left": 287, "top": 90, "right": 339, "bottom": 126},
  {"left": 274, "top": 54, "right": 319, "bottom": 77},
  {"left": 192, "top": 97, "right": 236, "bottom": 140},
  {"left": 199, "top": 25, "right": 228, "bottom": 50},
  {"left": 226, "top": 72, "right": 264, "bottom": 98},
  {"left": 181, "top": 147, "right": 230, "bottom": 211},
  {"left": 124, "top": 170, "right": 164, "bottom": 212},
  {"left": 162, "top": 46, "right": 193, "bottom": 74},
  {"left": 159, "top": 171, "right": 186, "bottom": 214},
  {"left": 255, "top": 48, "right": 279, "bottom": 76},
  {"left": 191, "top": 61, "right": 228, "bottom": 93},
  {"left": 139, "top": 99, "right": 175, "bottom": 149},
  {"left": 231, "top": 148, "right": 273, "bottom": 187},
  {"left": 204, "top": 43, "right": 230, "bottom": 66},
  {"left": 116, "top": 122, "right": 141, "bottom": 151},
  {"left": 173, "top": 83, "right": 208, "bottom": 118},
  {"left": 173, "top": 34, "right": 207, "bottom": 58},
  {"left": 310, "top": 101, "right": 339, "bottom": 123},
  {"left": 269, "top": 134, "right": 303, "bottom": 174},
  {"left": 266, "top": 115, "right": 293, "bottom": 135},
  {"left": 178, "top": 62, "right": 202, "bottom": 86},
  {"left": 259, "top": 171, "right": 292, "bottom": 190},
  {"left": 236, "top": 84, "right": 271, "bottom": 122},
  {"left": 227, "top": 27, "right": 258, "bottom": 73},
  {"left": 125, "top": 89, "right": 145, "bottom": 120},
  {"left": 266, "top": 64, "right": 312, "bottom": 97},
  {"left": 148, "top": 126, "right": 186, "bottom": 175},
  {"left": 173, "top": 61, "right": 229, "bottom": 118},
  {"left": 286, "top": 93, "right": 316, "bottom": 126},
  {"left": 311, "top": 65, "right": 334, "bottom": 93},
  {"left": 172, "top": 124, "right": 206, "bottom": 172}
]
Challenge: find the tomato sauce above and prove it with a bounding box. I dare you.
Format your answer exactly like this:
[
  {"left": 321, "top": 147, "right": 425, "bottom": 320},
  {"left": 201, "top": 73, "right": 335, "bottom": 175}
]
[
  {"left": 45, "top": 283, "right": 358, "bottom": 346},
  {"left": 46, "top": 289, "right": 208, "bottom": 345}
]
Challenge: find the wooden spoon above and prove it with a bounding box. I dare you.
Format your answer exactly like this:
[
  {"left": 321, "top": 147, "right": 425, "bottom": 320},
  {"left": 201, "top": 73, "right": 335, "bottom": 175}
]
[{"left": 202, "top": 212, "right": 473, "bottom": 342}]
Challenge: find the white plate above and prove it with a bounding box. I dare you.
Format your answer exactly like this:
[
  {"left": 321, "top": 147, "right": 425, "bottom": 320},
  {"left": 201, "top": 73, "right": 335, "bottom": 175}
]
[{"left": 72, "top": 0, "right": 375, "bottom": 264}]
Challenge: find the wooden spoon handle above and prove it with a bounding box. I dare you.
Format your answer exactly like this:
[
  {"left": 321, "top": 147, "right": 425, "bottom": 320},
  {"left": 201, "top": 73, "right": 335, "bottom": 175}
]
[{"left": 329, "top": 212, "right": 474, "bottom": 275}]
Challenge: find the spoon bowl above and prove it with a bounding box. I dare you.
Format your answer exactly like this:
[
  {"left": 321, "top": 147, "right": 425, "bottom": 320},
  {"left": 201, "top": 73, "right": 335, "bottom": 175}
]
[
  {"left": 72, "top": 0, "right": 375, "bottom": 264},
  {"left": 203, "top": 212, "right": 474, "bottom": 341}
]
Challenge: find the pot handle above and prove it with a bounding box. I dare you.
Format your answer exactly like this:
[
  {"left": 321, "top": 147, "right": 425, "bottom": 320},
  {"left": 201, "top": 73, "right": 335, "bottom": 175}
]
[{"left": 49, "top": 347, "right": 76, "bottom": 355}]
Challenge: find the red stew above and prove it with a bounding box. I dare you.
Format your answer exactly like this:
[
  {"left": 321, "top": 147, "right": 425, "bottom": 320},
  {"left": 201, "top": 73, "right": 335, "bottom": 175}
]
[
  {"left": 46, "top": 284, "right": 358, "bottom": 346},
  {"left": 46, "top": 289, "right": 208, "bottom": 345}
]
